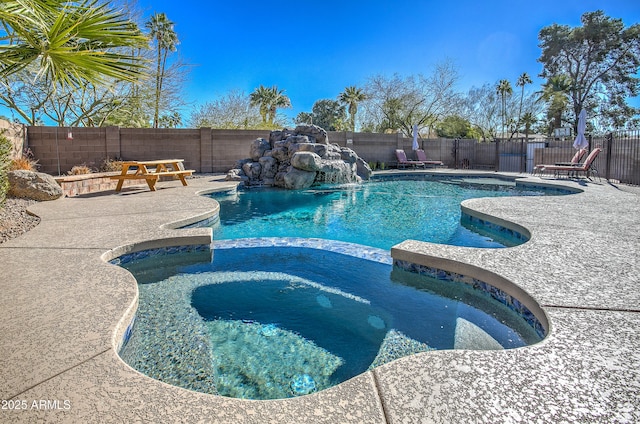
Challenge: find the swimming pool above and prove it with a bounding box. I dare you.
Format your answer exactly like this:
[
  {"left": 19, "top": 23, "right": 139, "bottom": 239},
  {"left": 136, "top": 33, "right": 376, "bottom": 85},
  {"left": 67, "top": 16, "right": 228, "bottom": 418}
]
[
  {"left": 117, "top": 175, "right": 560, "bottom": 400},
  {"left": 118, "top": 243, "right": 544, "bottom": 400},
  {"left": 209, "top": 176, "right": 559, "bottom": 249}
]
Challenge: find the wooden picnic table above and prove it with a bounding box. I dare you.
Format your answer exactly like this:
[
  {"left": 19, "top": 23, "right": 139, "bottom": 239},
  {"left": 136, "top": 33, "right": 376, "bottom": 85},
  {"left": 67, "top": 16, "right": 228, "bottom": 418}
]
[{"left": 110, "top": 159, "right": 195, "bottom": 192}]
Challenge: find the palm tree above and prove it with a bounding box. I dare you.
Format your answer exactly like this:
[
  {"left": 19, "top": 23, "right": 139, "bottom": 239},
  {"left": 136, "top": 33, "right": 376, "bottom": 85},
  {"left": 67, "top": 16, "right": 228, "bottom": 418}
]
[
  {"left": 496, "top": 79, "right": 512, "bottom": 140},
  {"left": 540, "top": 75, "right": 573, "bottom": 133},
  {"left": 249, "top": 85, "right": 273, "bottom": 124},
  {"left": 0, "top": 0, "right": 146, "bottom": 88},
  {"left": 146, "top": 12, "right": 179, "bottom": 128},
  {"left": 266, "top": 86, "right": 291, "bottom": 125},
  {"left": 338, "top": 86, "right": 367, "bottom": 131},
  {"left": 516, "top": 72, "right": 532, "bottom": 135},
  {"left": 521, "top": 112, "right": 537, "bottom": 142},
  {"left": 250, "top": 85, "right": 291, "bottom": 126}
]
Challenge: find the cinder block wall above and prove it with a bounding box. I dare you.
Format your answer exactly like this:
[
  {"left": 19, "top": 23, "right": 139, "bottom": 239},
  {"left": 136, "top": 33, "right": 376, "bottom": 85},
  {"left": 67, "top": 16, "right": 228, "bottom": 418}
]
[{"left": 26, "top": 126, "right": 455, "bottom": 175}]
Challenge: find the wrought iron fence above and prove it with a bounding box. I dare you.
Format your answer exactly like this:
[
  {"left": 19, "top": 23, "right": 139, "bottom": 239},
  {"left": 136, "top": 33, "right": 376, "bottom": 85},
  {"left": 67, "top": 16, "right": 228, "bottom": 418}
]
[
  {"left": 599, "top": 130, "right": 640, "bottom": 185},
  {"left": 447, "top": 132, "right": 640, "bottom": 185}
]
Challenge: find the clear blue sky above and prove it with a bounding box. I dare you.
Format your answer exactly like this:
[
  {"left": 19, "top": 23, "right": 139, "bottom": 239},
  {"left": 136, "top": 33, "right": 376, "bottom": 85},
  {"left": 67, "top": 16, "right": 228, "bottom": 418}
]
[{"left": 134, "top": 0, "right": 639, "bottom": 122}]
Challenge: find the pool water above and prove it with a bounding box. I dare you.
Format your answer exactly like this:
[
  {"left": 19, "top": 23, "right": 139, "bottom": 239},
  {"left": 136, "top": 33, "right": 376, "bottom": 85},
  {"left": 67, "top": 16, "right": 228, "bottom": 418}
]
[
  {"left": 119, "top": 246, "right": 543, "bottom": 400},
  {"left": 210, "top": 177, "right": 552, "bottom": 249}
]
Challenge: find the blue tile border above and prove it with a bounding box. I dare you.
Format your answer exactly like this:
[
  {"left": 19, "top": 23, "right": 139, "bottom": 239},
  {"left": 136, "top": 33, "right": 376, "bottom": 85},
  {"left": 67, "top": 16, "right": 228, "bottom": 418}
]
[
  {"left": 109, "top": 244, "right": 212, "bottom": 266},
  {"left": 213, "top": 237, "right": 393, "bottom": 265},
  {"left": 180, "top": 214, "right": 219, "bottom": 228},
  {"left": 393, "top": 259, "right": 547, "bottom": 339},
  {"left": 461, "top": 213, "right": 529, "bottom": 243}
]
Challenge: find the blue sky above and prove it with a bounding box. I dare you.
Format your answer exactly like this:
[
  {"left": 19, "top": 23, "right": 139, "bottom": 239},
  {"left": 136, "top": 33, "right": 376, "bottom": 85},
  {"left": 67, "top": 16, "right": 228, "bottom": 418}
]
[{"left": 134, "top": 0, "right": 639, "bottom": 122}]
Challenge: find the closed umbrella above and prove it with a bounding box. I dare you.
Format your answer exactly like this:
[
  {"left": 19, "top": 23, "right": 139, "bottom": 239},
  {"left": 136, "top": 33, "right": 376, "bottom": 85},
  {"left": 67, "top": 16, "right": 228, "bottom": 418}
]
[
  {"left": 573, "top": 109, "right": 589, "bottom": 150},
  {"left": 412, "top": 124, "right": 419, "bottom": 150}
]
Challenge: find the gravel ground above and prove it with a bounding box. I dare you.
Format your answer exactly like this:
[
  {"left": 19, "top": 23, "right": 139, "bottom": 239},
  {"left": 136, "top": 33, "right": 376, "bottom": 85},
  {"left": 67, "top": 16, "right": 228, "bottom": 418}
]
[{"left": 0, "top": 197, "right": 40, "bottom": 244}]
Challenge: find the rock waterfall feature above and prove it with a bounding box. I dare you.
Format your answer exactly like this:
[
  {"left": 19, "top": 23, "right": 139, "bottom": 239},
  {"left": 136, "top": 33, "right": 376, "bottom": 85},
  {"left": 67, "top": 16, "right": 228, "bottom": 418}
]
[{"left": 226, "top": 125, "right": 371, "bottom": 189}]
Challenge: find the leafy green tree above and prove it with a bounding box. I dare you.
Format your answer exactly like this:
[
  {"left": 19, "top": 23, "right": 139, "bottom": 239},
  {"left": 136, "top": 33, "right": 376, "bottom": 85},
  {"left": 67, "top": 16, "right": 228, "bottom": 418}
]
[
  {"left": 436, "top": 115, "right": 473, "bottom": 138},
  {"left": 159, "top": 111, "right": 182, "bottom": 128},
  {"left": 309, "top": 99, "right": 347, "bottom": 131},
  {"left": 496, "top": 79, "right": 512, "bottom": 139},
  {"left": 146, "top": 12, "right": 179, "bottom": 128},
  {"left": 338, "top": 86, "right": 366, "bottom": 131},
  {"left": 0, "top": 0, "right": 146, "bottom": 88},
  {"left": 538, "top": 10, "right": 640, "bottom": 129}
]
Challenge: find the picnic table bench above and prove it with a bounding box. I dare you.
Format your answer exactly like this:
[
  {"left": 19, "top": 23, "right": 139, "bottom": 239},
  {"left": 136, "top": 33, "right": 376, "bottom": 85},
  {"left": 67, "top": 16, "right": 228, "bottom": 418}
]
[{"left": 110, "top": 159, "right": 195, "bottom": 192}]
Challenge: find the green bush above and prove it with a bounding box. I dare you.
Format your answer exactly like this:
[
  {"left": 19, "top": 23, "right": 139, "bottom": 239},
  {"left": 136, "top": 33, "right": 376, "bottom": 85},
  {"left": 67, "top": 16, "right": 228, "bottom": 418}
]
[{"left": 0, "top": 133, "right": 11, "bottom": 207}]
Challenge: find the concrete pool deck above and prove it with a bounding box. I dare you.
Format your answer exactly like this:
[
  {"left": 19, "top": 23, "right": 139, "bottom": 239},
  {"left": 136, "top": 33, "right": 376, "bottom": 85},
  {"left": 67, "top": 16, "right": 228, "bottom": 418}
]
[{"left": 1, "top": 171, "right": 638, "bottom": 423}]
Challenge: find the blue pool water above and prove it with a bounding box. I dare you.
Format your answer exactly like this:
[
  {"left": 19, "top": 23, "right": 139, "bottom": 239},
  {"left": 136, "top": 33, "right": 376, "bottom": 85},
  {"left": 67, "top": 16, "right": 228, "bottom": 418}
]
[
  {"left": 210, "top": 176, "right": 554, "bottom": 249},
  {"left": 119, "top": 245, "right": 543, "bottom": 400},
  {"left": 118, "top": 176, "right": 560, "bottom": 400}
]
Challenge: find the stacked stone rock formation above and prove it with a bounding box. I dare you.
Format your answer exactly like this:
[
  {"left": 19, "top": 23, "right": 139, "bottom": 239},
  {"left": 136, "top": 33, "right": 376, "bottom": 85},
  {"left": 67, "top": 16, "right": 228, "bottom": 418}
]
[{"left": 226, "top": 125, "right": 372, "bottom": 189}]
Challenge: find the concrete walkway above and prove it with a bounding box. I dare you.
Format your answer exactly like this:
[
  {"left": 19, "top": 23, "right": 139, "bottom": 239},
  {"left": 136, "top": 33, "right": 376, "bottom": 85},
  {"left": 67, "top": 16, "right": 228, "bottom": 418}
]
[{"left": 1, "top": 173, "right": 638, "bottom": 423}]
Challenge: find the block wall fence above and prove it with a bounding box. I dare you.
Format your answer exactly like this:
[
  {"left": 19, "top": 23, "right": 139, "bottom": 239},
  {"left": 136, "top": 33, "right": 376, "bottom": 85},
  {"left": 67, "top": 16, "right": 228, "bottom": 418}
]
[
  {"left": 25, "top": 126, "right": 428, "bottom": 175},
  {"left": 21, "top": 125, "right": 640, "bottom": 185}
]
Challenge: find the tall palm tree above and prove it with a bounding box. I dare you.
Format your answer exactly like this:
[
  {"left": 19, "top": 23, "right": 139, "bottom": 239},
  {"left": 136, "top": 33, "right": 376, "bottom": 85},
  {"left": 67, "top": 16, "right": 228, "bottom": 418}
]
[
  {"left": 250, "top": 85, "right": 291, "bottom": 126},
  {"left": 266, "top": 86, "right": 291, "bottom": 125},
  {"left": 516, "top": 72, "right": 532, "bottom": 134},
  {"left": 0, "top": 0, "right": 146, "bottom": 88},
  {"left": 496, "top": 79, "right": 512, "bottom": 140},
  {"left": 146, "top": 12, "right": 179, "bottom": 128},
  {"left": 249, "top": 85, "right": 273, "bottom": 124},
  {"left": 521, "top": 112, "right": 537, "bottom": 142},
  {"left": 540, "top": 75, "right": 572, "bottom": 132},
  {"left": 338, "top": 86, "right": 367, "bottom": 131}
]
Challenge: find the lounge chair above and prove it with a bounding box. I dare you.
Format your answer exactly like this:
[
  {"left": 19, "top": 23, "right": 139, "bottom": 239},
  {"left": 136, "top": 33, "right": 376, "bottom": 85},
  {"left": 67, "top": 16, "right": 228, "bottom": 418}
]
[
  {"left": 395, "top": 149, "right": 426, "bottom": 169},
  {"left": 536, "top": 148, "right": 602, "bottom": 180},
  {"left": 533, "top": 148, "right": 586, "bottom": 176},
  {"left": 416, "top": 149, "right": 445, "bottom": 167}
]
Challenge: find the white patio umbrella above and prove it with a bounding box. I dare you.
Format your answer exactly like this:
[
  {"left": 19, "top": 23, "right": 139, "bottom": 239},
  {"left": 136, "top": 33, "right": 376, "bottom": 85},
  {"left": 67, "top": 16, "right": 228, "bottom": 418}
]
[
  {"left": 412, "top": 124, "right": 419, "bottom": 150},
  {"left": 573, "top": 109, "right": 589, "bottom": 150}
]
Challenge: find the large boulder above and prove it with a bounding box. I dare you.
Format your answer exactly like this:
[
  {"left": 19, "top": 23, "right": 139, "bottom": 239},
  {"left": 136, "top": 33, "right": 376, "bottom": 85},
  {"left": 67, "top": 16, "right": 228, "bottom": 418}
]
[
  {"left": 298, "top": 143, "right": 328, "bottom": 157},
  {"left": 270, "top": 146, "right": 289, "bottom": 162},
  {"left": 291, "top": 151, "right": 322, "bottom": 172},
  {"left": 259, "top": 156, "right": 278, "bottom": 180},
  {"left": 250, "top": 138, "right": 271, "bottom": 161},
  {"left": 284, "top": 168, "right": 316, "bottom": 190},
  {"left": 317, "top": 161, "right": 358, "bottom": 184},
  {"left": 242, "top": 162, "right": 262, "bottom": 180},
  {"left": 8, "top": 170, "right": 63, "bottom": 201},
  {"left": 225, "top": 168, "right": 248, "bottom": 182},
  {"left": 293, "top": 124, "right": 328, "bottom": 144},
  {"left": 340, "top": 147, "right": 359, "bottom": 164},
  {"left": 356, "top": 157, "right": 373, "bottom": 180}
]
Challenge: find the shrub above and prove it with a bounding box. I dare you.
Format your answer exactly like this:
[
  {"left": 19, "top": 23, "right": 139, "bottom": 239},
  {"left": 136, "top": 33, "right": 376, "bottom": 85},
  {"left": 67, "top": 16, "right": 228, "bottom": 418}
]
[
  {"left": 0, "top": 133, "right": 10, "bottom": 206},
  {"left": 100, "top": 157, "right": 123, "bottom": 172},
  {"left": 9, "top": 148, "right": 39, "bottom": 172},
  {"left": 68, "top": 164, "right": 94, "bottom": 175}
]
